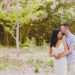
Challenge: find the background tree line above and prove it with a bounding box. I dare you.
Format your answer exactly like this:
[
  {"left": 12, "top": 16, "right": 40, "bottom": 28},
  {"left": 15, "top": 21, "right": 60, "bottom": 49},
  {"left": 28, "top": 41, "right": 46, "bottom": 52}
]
[{"left": 0, "top": 0, "right": 75, "bottom": 47}]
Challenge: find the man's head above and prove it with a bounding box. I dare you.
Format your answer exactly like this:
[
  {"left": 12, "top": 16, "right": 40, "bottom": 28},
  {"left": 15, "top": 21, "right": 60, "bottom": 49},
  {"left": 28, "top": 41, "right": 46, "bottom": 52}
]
[{"left": 61, "top": 23, "right": 70, "bottom": 35}]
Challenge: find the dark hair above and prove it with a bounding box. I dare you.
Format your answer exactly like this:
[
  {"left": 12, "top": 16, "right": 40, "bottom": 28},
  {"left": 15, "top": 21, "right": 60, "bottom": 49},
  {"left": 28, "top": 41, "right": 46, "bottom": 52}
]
[
  {"left": 61, "top": 23, "right": 70, "bottom": 29},
  {"left": 50, "top": 29, "right": 61, "bottom": 47}
]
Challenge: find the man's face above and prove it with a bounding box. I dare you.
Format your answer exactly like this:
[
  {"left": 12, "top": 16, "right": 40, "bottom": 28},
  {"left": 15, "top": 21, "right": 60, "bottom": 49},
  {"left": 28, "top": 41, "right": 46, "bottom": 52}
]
[{"left": 61, "top": 26, "right": 66, "bottom": 35}]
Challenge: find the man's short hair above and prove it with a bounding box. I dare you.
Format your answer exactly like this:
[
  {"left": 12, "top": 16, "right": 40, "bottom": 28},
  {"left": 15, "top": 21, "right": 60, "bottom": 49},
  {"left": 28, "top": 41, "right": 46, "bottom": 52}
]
[{"left": 61, "top": 23, "right": 70, "bottom": 29}]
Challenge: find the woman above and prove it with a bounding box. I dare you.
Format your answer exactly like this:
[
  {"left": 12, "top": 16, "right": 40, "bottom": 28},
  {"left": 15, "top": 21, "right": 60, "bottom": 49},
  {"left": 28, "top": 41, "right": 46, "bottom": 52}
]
[{"left": 49, "top": 29, "right": 68, "bottom": 75}]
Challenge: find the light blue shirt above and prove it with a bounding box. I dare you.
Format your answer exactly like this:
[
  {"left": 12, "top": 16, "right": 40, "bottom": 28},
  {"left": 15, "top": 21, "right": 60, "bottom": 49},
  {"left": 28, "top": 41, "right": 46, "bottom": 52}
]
[{"left": 62, "top": 32, "right": 75, "bottom": 64}]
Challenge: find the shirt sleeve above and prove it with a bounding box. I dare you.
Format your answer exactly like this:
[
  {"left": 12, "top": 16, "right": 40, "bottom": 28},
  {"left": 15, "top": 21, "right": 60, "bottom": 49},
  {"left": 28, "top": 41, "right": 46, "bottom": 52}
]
[
  {"left": 62, "top": 36, "right": 65, "bottom": 40},
  {"left": 70, "top": 36, "right": 75, "bottom": 46}
]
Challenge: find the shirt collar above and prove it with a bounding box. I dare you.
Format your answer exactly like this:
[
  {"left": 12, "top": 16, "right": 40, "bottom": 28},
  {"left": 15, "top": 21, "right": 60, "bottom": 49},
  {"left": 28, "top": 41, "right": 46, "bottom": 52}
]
[{"left": 66, "top": 32, "right": 72, "bottom": 38}]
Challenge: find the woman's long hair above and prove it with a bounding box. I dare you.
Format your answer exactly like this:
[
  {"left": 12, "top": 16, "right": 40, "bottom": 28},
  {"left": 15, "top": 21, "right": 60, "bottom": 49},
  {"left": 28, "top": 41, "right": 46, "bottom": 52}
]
[{"left": 50, "top": 29, "right": 61, "bottom": 47}]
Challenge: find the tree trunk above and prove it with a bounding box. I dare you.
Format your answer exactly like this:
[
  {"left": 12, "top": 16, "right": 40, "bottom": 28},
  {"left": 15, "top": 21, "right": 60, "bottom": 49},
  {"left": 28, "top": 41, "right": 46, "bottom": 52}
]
[{"left": 16, "top": 23, "right": 19, "bottom": 56}]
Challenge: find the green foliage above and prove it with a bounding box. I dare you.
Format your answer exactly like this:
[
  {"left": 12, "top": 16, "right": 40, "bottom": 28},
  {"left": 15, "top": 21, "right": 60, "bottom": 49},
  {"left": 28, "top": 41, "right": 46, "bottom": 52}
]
[
  {"left": 45, "top": 59, "right": 54, "bottom": 67},
  {"left": 0, "top": 0, "right": 75, "bottom": 46},
  {"left": 0, "top": 45, "right": 2, "bottom": 49},
  {"left": 27, "top": 56, "right": 34, "bottom": 64},
  {"left": 46, "top": 67, "right": 49, "bottom": 73},
  {"left": 34, "top": 67, "right": 39, "bottom": 73},
  {"left": 50, "top": 59, "right": 54, "bottom": 67},
  {"left": 37, "top": 64, "right": 42, "bottom": 67},
  {"left": 0, "top": 62, "right": 8, "bottom": 69},
  {"left": 0, "top": 62, "right": 19, "bottom": 70}
]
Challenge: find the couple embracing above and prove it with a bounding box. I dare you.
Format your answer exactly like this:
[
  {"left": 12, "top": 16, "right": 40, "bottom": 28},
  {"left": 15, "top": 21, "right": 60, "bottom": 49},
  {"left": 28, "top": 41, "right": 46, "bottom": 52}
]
[{"left": 49, "top": 23, "right": 75, "bottom": 75}]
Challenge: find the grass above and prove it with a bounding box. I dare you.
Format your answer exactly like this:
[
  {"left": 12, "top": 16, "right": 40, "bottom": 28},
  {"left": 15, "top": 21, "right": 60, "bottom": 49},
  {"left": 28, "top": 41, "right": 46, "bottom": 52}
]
[
  {"left": 26, "top": 56, "right": 34, "bottom": 65},
  {"left": 0, "top": 44, "right": 54, "bottom": 74},
  {"left": 0, "top": 55, "right": 24, "bottom": 70},
  {"left": 0, "top": 62, "right": 19, "bottom": 70},
  {"left": 45, "top": 59, "right": 54, "bottom": 67}
]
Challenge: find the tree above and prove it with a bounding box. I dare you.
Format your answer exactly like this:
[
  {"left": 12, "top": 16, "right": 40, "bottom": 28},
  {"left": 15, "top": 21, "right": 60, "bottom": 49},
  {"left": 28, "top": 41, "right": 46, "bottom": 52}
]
[
  {"left": 0, "top": 0, "right": 75, "bottom": 47},
  {"left": 0, "top": 0, "right": 50, "bottom": 54}
]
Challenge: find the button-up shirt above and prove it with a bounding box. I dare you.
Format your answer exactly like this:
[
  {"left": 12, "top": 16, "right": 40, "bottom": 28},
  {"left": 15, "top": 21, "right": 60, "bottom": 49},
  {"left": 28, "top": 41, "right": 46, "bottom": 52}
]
[{"left": 62, "top": 32, "right": 75, "bottom": 64}]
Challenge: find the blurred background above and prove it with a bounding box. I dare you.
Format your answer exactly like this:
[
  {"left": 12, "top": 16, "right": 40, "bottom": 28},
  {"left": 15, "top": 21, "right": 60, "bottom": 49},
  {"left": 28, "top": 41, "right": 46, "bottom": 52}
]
[
  {"left": 0, "top": 0, "right": 75, "bottom": 47},
  {"left": 0, "top": 0, "right": 75, "bottom": 75}
]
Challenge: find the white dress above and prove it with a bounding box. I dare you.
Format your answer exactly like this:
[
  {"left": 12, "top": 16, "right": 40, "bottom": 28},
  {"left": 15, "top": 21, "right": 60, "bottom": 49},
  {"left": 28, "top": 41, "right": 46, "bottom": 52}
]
[{"left": 52, "top": 42, "right": 67, "bottom": 75}]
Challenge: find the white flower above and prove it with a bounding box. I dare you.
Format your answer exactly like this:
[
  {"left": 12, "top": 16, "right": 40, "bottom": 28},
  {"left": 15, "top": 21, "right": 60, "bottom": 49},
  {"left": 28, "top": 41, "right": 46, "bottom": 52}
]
[
  {"left": 0, "top": 8, "right": 2, "bottom": 10},
  {"left": 58, "top": 9, "right": 63, "bottom": 14},
  {"left": 4, "top": 10, "right": 7, "bottom": 13},
  {"left": 3, "top": 0, "right": 8, "bottom": 4},
  {"left": 53, "top": 1, "right": 59, "bottom": 6},
  {"left": 61, "top": 0, "right": 65, "bottom": 3},
  {"left": 27, "top": 4, "right": 32, "bottom": 8},
  {"left": 67, "top": 1, "right": 72, "bottom": 4},
  {"left": 51, "top": 4, "right": 56, "bottom": 10},
  {"left": 22, "top": 0, "right": 26, "bottom": 2}
]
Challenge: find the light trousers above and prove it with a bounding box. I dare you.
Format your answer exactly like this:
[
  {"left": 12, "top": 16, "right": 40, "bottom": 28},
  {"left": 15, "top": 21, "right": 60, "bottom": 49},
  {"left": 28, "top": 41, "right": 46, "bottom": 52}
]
[{"left": 68, "top": 62, "right": 75, "bottom": 75}]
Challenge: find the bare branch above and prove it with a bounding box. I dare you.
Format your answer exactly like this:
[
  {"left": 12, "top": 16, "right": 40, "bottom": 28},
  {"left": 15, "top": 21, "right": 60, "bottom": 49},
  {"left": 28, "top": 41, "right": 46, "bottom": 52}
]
[
  {"left": 19, "top": 24, "right": 24, "bottom": 28},
  {"left": 2, "top": 24, "right": 16, "bottom": 40},
  {"left": 11, "top": 25, "right": 17, "bottom": 32},
  {"left": 10, "top": 32, "right": 16, "bottom": 40}
]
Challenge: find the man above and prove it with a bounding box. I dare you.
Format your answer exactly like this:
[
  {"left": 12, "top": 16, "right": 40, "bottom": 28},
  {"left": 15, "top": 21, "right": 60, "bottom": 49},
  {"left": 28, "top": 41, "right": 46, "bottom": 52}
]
[{"left": 56, "top": 23, "right": 75, "bottom": 75}]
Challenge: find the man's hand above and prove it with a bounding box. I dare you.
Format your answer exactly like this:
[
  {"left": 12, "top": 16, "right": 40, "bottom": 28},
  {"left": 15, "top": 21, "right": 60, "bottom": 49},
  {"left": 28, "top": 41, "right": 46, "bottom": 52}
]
[{"left": 54, "top": 54, "right": 61, "bottom": 59}]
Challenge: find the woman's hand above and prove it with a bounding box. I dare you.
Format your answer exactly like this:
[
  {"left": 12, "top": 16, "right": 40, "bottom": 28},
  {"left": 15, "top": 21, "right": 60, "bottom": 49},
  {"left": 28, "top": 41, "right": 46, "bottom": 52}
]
[
  {"left": 54, "top": 53, "right": 61, "bottom": 59},
  {"left": 49, "top": 53, "right": 55, "bottom": 57}
]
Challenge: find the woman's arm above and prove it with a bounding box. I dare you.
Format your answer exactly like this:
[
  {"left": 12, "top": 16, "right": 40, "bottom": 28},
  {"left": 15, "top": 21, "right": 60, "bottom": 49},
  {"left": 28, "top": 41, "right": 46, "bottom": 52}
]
[
  {"left": 49, "top": 48, "right": 55, "bottom": 57},
  {"left": 55, "top": 40, "right": 68, "bottom": 58},
  {"left": 55, "top": 40, "right": 69, "bottom": 59}
]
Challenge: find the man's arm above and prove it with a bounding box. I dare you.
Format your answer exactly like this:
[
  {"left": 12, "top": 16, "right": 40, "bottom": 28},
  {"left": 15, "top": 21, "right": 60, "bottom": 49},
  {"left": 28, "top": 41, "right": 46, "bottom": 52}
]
[
  {"left": 54, "top": 40, "right": 68, "bottom": 59},
  {"left": 59, "top": 36, "right": 75, "bottom": 58},
  {"left": 59, "top": 45, "right": 74, "bottom": 58}
]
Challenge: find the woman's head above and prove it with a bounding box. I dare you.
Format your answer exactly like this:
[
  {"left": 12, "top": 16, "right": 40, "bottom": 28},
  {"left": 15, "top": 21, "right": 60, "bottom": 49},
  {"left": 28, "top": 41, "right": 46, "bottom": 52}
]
[{"left": 50, "top": 29, "right": 62, "bottom": 47}]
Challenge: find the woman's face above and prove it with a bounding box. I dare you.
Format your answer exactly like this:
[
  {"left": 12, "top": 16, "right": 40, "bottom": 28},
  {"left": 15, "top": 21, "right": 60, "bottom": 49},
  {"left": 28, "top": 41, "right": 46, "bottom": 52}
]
[
  {"left": 61, "top": 26, "right": 66, "bottom": 34},
  {"left": 57, "top": 31, "right": 62, "bottom": 40}
]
